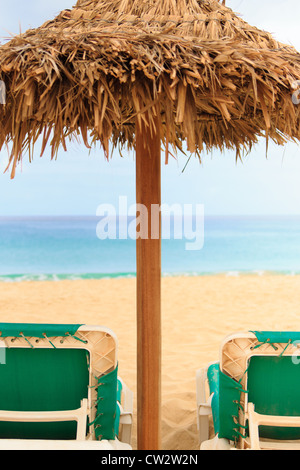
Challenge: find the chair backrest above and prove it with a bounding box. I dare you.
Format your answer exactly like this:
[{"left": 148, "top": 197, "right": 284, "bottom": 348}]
[
  {"left": 210, "top": 331, "right": 300, "bottom": 444},
  {"left": 0, "top": 323, "right": 118, "bottom": 441},
  {"left": 247, "top": 355, "right": 300, "bottom": 440}
]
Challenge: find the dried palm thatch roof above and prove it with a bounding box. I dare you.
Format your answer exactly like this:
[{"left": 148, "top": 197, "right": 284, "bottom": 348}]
[{"left": 0, "top": 0, "right": 300, "bottom": 177}]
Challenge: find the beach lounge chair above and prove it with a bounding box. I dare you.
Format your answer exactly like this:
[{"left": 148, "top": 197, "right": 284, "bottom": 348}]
[
  {"left": 196, "top": 331, "right": 300, "bottom": 450},
  {"left": 0, "top": 322, "right": 133, "bottom": 450}
]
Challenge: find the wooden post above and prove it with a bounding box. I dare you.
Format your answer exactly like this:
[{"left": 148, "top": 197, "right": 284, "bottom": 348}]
[{"left": 136, "top": 117, "right": 161, "bottom": 450}]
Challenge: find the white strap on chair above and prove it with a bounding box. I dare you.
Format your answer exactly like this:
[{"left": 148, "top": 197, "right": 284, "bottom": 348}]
[{"left": 0, "top": 399, "right": 88, "bottom": 441}]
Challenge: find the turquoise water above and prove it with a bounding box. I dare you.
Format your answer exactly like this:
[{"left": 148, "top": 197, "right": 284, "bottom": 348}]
[{"left": 0, "top": 216, "right": 300, "bottom": 281}]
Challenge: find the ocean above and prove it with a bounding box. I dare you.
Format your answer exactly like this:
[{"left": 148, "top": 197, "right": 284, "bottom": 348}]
[{"left": 0, "top": 215, "right": 300, "bottom": 281}]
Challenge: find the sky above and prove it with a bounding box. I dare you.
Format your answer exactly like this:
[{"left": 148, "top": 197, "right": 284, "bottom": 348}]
[{"left": 1, "top": 0, "right": 300, "bottom": 216}]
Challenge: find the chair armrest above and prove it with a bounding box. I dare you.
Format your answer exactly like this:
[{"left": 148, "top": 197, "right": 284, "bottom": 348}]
[
  {"left": 117, "top": 378, "right": 133, "bottom": 445},
  {"left": 247, "top": 402, "right": 300, "bottom": 450},
  {"left": 0, "top": 399, "right": 88, "bottom": 441},
  {"left": 196, "top": 367, "right": 213, "bottom": 445}
]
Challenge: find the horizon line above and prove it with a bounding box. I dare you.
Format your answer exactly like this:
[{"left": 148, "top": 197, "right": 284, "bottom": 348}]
[{"left": 0, "top": 214, "right": 300, "bottom": 219}]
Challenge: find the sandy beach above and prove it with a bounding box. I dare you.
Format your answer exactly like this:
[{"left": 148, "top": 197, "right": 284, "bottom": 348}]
[{"left": 0, "top": 273, "right": 300, "bottom": 450}]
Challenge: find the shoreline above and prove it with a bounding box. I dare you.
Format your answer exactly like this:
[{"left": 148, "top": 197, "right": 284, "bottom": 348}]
[
  {"left": 1, "top": 273, "right": 300, "bottom": 449},
  {"left": 1, "top": 269, "right": 300, "bottom": 282}
]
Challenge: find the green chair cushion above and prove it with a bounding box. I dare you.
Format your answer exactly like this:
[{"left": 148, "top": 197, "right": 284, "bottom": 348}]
[
  {"left": 0, "top": 323, "right": 82, "bottom": 339},
  {"left": 0, "top": 347, "right": 89, "bottom": 440},
  {"left": 248, "top": 355, "right": 300, "bottom": 440},
  {"left": 207, "top": 363, "right": 245, "bottom": 442}
]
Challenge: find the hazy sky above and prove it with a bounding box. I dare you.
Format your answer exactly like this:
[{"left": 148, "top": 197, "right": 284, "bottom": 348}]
[{"left": 1, "top": 0, "right": 300, "bottom": 216}]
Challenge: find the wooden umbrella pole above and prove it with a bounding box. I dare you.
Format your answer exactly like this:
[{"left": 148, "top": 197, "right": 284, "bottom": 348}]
[{"left": 136, "top": 116, "right": 162, "bottom": 450}]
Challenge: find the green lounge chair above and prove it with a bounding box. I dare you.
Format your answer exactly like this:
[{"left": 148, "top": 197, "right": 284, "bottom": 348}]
[
  {"left": 0, "top": 323, "right": 133, "bottom": 450},
  {"left": 196, "top": 331, "right": 300, "bottom": 450}
]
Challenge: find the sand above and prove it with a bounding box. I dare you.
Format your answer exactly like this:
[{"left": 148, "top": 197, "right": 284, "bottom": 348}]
[{"left": 0, "top": 273, "right": 300, "bottom": 450}]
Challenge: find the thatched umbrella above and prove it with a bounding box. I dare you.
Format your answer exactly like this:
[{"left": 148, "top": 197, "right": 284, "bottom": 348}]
[{"left": 1, "top": 0, "right": 300, "bottom": 449}]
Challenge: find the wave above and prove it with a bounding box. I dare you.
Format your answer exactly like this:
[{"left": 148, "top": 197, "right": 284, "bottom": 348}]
[
  {"left": 0, "top": 270, "right": 299, "bottom": 282},
  {"left": 0, "top": 272, "right": 136, "bottom": 282}
]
